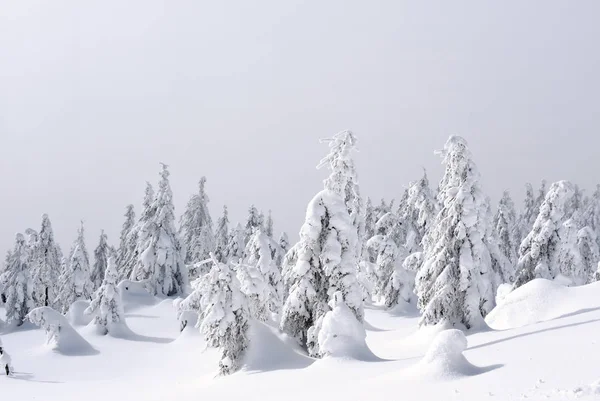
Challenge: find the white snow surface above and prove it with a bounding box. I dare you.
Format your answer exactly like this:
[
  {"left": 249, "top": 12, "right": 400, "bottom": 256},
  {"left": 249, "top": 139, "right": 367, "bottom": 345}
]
[{"left": 1, "top": 279, "right": 600, "bottom": 400}]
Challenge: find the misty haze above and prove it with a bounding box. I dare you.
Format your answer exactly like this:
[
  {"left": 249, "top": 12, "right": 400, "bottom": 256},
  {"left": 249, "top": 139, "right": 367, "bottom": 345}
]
[{"left": 1, "top": 1, "right": 599, "bottom": 400}]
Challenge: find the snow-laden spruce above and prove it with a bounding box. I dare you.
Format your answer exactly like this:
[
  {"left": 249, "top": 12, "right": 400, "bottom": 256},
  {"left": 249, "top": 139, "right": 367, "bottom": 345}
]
[
  {"left": 85, "top": 257, "right": 127, "bottom": 335},
  {"left": 131, "top": 164, "right": 188, "bottom": 296},
  {"left": 582, "top": 184, "right": 600, "bottom": 249},
  {"left": 366, "top": 213, "right": 404, "bottom": 298},
  {"left": 213, "top": 205, "right": 230, "bottom": 263},
  {"left": 244, "top": 205, "right": 263, "bottom": 246},
  {"left": 1, "top": 234, "right": 34, "bottom": 327},
  {"left": 120, "top": 184, "right": 154, "bottom": 281},
  {"left": 243, "top": 229, "right": 283, "bottom": 316},
  {"left": 513, "top": 180, "right": 578, "bottom": 289},
  {"left": 265, "top": 210, "right": 274, "bottom": 238},
  {"left": 90, "top": 230, "right": 109, "bottom": 291},
  {"left": 494, "top": 191, "right": 519, "bottom": 268},
  {"left": 274, "top": 232, "right": 289, "bottom": 269},
  {"left": 179, "top": 177, "right": 215, "bottom": 267},
  {"left": 178, "top": 254, "right": 250, "bottom": 375},
  {"left": 402, "top": 170, "right": 438, "bottom": 255},
  {"left": 577, "top": 226, "right": 600, "bottom": 283},
  {"left": 317, "top": 130, "right": 365, "bottom": 259},
  {"left": 281, "top": 191, "right": 364, "bottom": 357},
  {"left": 415, "top": 136, "right": 497, "bottom": 329},
  {"left": 115, "top": 204, "right": 136, "bottom": 279},
  {"left": 30, "top": 214, "right": 62, "bottom": 308},
  {"left": 235, "top": 258, "right": 269, "bottom": 321},
  {"left": 56, "top": 223, "right": 93, "bottom": 314},
  {"left": 226, "top": 223, "right": 246, "bottom": 262},
  {"left": 483, "top": 198, "right": 512, "bottom": 288}
]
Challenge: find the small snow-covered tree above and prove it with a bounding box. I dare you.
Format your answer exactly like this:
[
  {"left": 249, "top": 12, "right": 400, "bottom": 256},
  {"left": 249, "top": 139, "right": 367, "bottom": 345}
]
[
  {"left": 244, "top": 229, "right": 283, "bottom": 316},
  {"left": 513, "top": 181, "right": 577, "bottom": 289},
  {"left": 226, "top": 223, "right": 246, "bottom": 262},
  {"left": 214, "top": 205, "right": 230, "bottom": 263},
  {"left": 582, "top": 184, "right": 600, "bottom": 248},
  {"left": 30, "top": 214, "right": 62, "bottom": 307},
  {"left": 90, "top": 230, "right": 109, "bottom": 291},
  {"left": 131, "top": 164, "right": 188, "bottom": 296},
  {"left": 56, "top": 223, "right": 94, "bottom": 313},
  {"left": 364, "top": 197, "right": 376, "bottom": 245},
  {"left": 402, "top": 170, "right": 437, "bottom": 255},
  {"left": 494, "top": 191, "right": 518, "bottom": 267},
  {"left": 281, "top": 132, "right": 364, "bottom": 357},
  {"left": 577, "top": 226, "right": 600, "bottom": 283},
  {"left": 179, "top": 255, "right": 250, "bottom": 375},
  {"left": 415, "top": 136, "right": 497, "bottom": 329},
  {"left": 115, "top": 204, "right": 136, "bottom": 278},
  {"left": 1, "top": 234, "right": 34, "bottom": 326},
  {"left": 366, "top": 214, "right": 403, "bottom": 298},
  {"left": 265, "top": 210, "right": 274, "bottom": 238},
  {"left": 274, "top": 232, "right": 290, "bottom": 269},
  {"left": 383, "top": 255, "right": 417, "bottom": 309},
  {"left": 85, "top": 257, "right": 126, "bottom": 335},
  {"left": 179, "top": 177, "right": 215, "bottom": 265},
  {"left": 244, "top": 205, "right": 262, "bottom": 245},
  {"left": 516, "top": 183, "right": 537, "bottom": 245},
  {"left": 235, "top": 259, "right": 269, "bottom": 321},
  {"left": 555, "top": 215, "right": 585, "bottom": 285}
]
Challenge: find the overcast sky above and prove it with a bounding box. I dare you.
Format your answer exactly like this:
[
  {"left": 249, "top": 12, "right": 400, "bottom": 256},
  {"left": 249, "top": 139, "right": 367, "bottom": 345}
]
[{"left": 1, "top": 1, "right": 599, "bottom": 254}]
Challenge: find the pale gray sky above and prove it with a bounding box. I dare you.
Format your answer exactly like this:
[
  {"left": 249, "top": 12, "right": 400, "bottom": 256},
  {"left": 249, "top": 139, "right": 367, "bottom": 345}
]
[{"left": 1, "top": 1, "right": 599, "bottom": 254}]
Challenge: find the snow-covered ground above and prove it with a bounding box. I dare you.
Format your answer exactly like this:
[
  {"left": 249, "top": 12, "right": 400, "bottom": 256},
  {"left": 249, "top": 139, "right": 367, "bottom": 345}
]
[{"left": 1, "top": 279, "right": 599, "bottom": 401}]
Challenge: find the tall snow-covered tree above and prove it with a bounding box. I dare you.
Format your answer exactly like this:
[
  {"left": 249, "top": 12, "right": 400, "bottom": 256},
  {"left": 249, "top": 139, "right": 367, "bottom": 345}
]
[
  {"left": 30, "top": 214, "right": 62, "bottom": 307},
  {"left": 90, "top": 230, "right": 109, "bottom": 291},
  {"left": 85, "top": 257, "right": 126, "bottom": 335},
  {"left": 115, "top": 204, "right": 136, "bottom": 278},
  {"left": 56, "top": 223, "right": 93, "bottom": 313},
  {"left": 555, "top": 214, "right": 585, "bottom": 285},
  {"left": 281, "top": 132, "right": 364, "bottom": 357},
  {"left": 178, "top": 255, "right": 249, "bottom": 375},
  {"left": 582, "top": 184, "right": 600, "bottom": 248},
  {"left": 513, "top": 180, "right": 577, "bottom": 289},
  {"left": 226, "top": 223, "right": 246, "bottom": 263},
  {"left": 131, "top": 164, "right": 188, "bottom": 296},
  {"left": 214, "top": 205, "right": 230, "bottom": 263},
  {"left": 494, "top": 191, "right": 519, "bottom": 267},
  {"left": 274, "top": 232, "right": 289, "bottom": 269},
  {"left": 179, "top": 177, "right": 215, "bottom": 265},
  {"left": 415, "top": 136, "right": 497, "bottom": 329},
  {"left": 1, "top": 234, "right": 34, "bottom": 326},
  {"left": 364, "top": 197, "right": 376, "bottom": 245},
  {"left": 317, "top": 130, "right": 365, "bottom": 259}
]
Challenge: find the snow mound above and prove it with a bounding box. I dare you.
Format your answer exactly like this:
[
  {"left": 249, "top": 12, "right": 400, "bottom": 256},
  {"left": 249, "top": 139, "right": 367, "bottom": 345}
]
[
  {"left": 317, "top": 297, "right": 377, "bottom": 361},
  {"left": 486, "top": 279, "right": 600, "bottom": 330},
  {"left": 28, "top": 307, "right": 97, "bottom": 356},
  {"left": 405, "top": 329, "right": 486, "bottom": 380},
  {"left": 66, "top": 300, "right": 94, "bottom": 326},
  {"left": 242, "top": 321, "right": 313, "bottom": 372},
  {"left": 118, "top": 280, "right": 156, "bottom": 310}
]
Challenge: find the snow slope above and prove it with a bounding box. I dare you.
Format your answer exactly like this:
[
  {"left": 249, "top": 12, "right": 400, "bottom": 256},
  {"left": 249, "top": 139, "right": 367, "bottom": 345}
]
[{"left": 1, "top": 279, "right": 599, "bottom": 400}]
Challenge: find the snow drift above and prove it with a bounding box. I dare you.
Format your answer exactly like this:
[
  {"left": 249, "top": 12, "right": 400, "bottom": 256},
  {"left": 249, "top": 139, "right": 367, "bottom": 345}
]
[
  {"left": 486, "top": 279, "right": 600, "bottom": 330},
  {"left": 28, "top": 307, "right": 97, "bottom": 356},
  {"left": 66, "top": 300, "right": 94, "bottom": 326},
  {"left": 404, "top": 329, "right": 492, "bottom": 380}
]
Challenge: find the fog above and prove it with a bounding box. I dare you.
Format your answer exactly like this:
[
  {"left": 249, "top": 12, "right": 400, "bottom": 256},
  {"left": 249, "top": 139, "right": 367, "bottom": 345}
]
[{"left": 1, "top": 1, "right": 599, "bottom": 253}]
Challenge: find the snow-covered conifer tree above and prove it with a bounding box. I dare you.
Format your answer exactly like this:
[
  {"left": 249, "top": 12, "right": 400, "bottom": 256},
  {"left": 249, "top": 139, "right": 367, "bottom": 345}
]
[
  {"left": 494, "top": 191, "right": 518, "bottom": 267},
  {"left": 415, "top": 136, "right": 497, "bottom": 329},
  {"left": 281, "top": 132, "right": 364, "bottom": 357},
  {"left": 517, "top": 183, "right": 537, "bottom": 245},
  {"left": 30, "top": 214, "right": 62, "bottom": 307},
  {"left": 364, "top": 197, "right": 376, "bottom": 246},
  {"left": 555, "top": 215, "right": 585, "bottom": 285},
  {"left": 582, "top": 184, "right": 600, "bottom": 248},
  {"left": 577, "top": 226, "right": 600, "bottom": 283},
  {"left": 56, "top": 223, "right": 93, "bottom": 313},
  {"left": 265, "top": 210, "right": 274, "bottom": 238},
  {"left": 402, "top": 170, "right": 437, "bottom": 255},
  {"left": 85, "top": 257, "right": 126, "bottom": 335},
  {"left": 366, "top": 213, "right": 403, "bottom": 298},
  {"left": 90, "top": 230, "right": 109, "bottom": 291},
  {"left": 214, "top": 205, "right": 230, "bottom": 263},
  {"left": 178, "top": 255, "right": 249, "bottom": 375},
  {"left": 131, "top": 164, "right": 188, "bottom": 296},
  {"left": 226, "top": 223, "right": 246, "bottom": 263},
  {"left": 179, "top": 177, "right": 215, "bottom": 265},
  {"left": 243, "top": 229, "right": 283, "bottom": 316},
  {"left": 1, "top": 234, "right": 34, "bottom": 326},
  {"left": 274, "top": 232, "right": 289, "bottom": 269},
  {"left": 244, "top": 205, "right": 262, "bottom": 245},
  {"left": 513, "top": 181, "right": 577, "bottom": 289},
  {"left": 317, "top": 130, "right": 365, "bottom": 258},
  {"left": 115, "top": 205, "right": 136, "bottom": 278}
]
